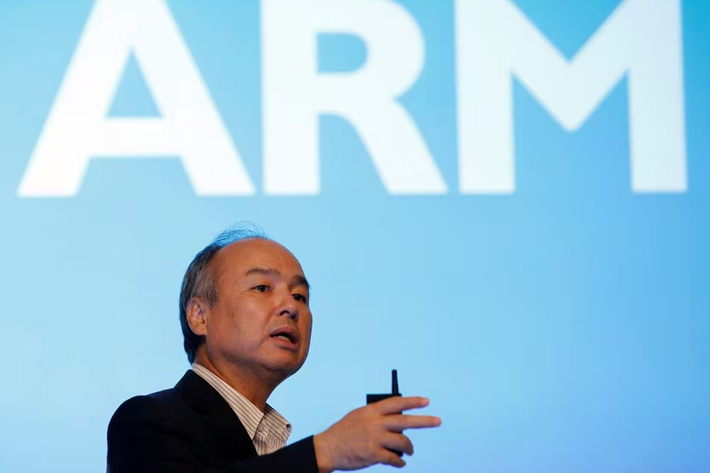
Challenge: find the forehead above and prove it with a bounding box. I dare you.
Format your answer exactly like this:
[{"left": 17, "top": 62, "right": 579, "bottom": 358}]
[{"left": 213, "top": 238, "right": 304, "bottom": 278}]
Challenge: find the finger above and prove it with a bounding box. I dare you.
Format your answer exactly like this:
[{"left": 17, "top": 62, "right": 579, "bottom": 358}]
[
  {"left": 383, "top": 414, "right": 442, "bottom": 431},
  {"left": 382, "top": 432, "right": 414, "bottom": 456},
  {"left": 378, "top": 449, "right": 407, "bottom": 468},
  {"left": 375, "top": 396, "right": 430, "bottom": 415}
]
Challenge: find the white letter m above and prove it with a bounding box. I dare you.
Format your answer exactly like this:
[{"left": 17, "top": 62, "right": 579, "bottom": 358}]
[{"left": 456, "top": 0, "right": 686, "bottom": 193}]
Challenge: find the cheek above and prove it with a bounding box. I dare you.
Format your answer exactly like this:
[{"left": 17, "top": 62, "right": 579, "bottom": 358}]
[
  {"left": 209, "top": 312, "right": 234, "bottom": 343},
  {"left": 229, "top": 303, "right": 270, "bottom": 342},
  {"left": 301, "top": 313, "right": 314, "bottom": 346},
  {"left": 210, "top": 301, "right": 254, "bottom": 343}
]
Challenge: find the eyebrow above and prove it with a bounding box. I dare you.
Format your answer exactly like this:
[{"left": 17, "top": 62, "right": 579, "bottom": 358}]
[{"left": 245, "top": 267, "right": 310, "bottom": 290}]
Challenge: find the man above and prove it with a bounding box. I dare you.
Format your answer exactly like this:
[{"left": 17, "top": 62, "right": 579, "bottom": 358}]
[{"left": 107, "top": 227, "right": 441, "bottom": 472}]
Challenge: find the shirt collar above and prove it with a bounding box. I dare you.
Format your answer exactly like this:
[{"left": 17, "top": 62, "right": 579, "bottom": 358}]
[{"left": 191, "top": 363, "right": 291, "bottom": 441}]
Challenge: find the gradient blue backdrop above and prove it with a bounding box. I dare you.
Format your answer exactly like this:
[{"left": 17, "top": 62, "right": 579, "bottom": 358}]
[{"left": 1, "top": 1, "right": 709, "bottom": 472}]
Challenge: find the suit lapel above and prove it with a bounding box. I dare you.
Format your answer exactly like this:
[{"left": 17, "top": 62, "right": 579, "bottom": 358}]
[{"left": 174, "top": 370, "right": 258, "bottom": 462}]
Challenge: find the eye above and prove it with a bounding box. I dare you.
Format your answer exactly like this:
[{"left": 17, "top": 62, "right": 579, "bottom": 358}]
[
  {"left": 293, "top": 293, "right": 308, "bottom": 304},
  {"left": 253, "top": 285, "right": 270, "bottom": 292}
]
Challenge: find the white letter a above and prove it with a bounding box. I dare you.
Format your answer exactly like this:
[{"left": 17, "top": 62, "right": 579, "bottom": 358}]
[{"left": 19, "top": 0, "right": 254, "bottom": 197}]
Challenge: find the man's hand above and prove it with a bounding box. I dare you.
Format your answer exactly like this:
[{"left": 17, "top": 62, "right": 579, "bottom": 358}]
[{"left": 313, "top": 396, "right": 441, "bottom": 472}]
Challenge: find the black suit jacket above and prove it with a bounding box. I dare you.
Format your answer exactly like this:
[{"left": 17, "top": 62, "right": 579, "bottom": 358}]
[{"left": 107, "top": 370, "right": 319, "bottom": 473}]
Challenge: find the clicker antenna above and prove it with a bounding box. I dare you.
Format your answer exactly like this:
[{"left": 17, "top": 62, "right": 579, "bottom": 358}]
[
  {"left": 367, "top": 369, "right": 402, "bottom": 404},
  {"left": 366, "top": 370, "right": 404, "bottom": 457}
]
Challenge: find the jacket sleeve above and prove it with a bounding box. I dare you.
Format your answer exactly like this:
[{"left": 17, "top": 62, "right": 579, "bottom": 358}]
[{"left": 107, "top": 396, "right": 319, "bottom": 473}]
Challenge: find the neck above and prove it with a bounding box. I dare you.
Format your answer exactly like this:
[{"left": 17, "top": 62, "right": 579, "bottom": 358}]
[{"left": 193, "top": 348, "right": 279, "bottom": 411}]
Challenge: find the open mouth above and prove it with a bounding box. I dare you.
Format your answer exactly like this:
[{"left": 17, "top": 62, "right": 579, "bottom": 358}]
[{"left": 270, "top": 328, "right": 298, "bottom": 345}]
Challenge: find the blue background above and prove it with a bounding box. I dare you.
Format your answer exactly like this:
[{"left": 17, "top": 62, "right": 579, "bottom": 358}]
[{"left": 1, "top": 1, "right": 709, "bottom": 472}]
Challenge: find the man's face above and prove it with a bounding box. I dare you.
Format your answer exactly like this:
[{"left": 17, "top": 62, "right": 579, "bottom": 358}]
[{"left": 201, "top": 238, "right": 312, "bottom": 381}]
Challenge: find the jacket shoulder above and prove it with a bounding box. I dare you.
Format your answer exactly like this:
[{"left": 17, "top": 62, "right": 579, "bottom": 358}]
[
  {"left": 106, "top": 387, "right": 209, "bottom": 472},
  {"left": 111, "top": 389, "right": 166, "bottom": 415},
  {"left": 108, "top": 387, "right": 194, "bottom": 436}
]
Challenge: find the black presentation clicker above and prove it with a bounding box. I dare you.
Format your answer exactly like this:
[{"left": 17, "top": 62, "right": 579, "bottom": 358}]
[{"left": 366, "top": 370, "right": 403, "bottom": 457}]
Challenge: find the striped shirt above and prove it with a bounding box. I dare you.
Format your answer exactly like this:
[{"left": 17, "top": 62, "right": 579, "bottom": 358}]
[{"left": 192, "top": 363, "right": 292, "bottom": 455}]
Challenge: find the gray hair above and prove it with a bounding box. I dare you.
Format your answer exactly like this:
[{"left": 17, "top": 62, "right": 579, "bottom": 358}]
[{"left": 179, "top": 224, "right": 268, "bottom": 363}]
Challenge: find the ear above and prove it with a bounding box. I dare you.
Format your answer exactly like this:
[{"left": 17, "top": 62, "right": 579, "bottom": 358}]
[{"left": 186, "top": 297, "right": 209, "bottom": 337}]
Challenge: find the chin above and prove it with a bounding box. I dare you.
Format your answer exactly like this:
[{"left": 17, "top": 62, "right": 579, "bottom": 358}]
[{"left": 264, "top": 357, "right": 305, "bottom": 379}]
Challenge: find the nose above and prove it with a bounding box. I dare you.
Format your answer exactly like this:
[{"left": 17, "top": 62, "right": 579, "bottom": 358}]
[{"left": 276, "top": 288, "right": 299, "bottom": 321}]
